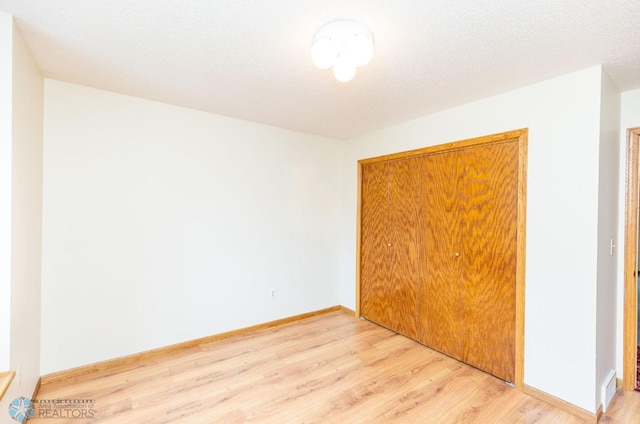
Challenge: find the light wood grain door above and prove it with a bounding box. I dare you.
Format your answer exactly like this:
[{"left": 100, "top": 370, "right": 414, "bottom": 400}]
[
  {"left": 461, "top": 141, "right": 518, "bottom": 382},
  {"left": 387, "top": 158, "right": 421, "bottom": 339},
  {"left": 418, "top": 151, "right": 464, "bottom": 360},
  {"left": 360, "top": 159, "right": 421, "bottom": 339},
  {"left": 360, "top": 161, "right": 390, "bottom": 328}
]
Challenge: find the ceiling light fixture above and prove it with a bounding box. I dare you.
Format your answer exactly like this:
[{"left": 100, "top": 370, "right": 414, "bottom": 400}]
[{"left": 311, "top": 20, "right": 374, "bottom": 83}]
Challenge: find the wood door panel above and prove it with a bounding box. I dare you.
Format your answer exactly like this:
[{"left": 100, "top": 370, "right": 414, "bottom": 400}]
[
  {"left": 461, "top": 141, "right": 518, "bottom": 382},
  {"left": 418, "top": 151, "right": 464, "bottom": 360},
  {"left": 360, "top": 162, "right": 390, "bottom": 327},
  {"left": 359, "top": 132, "right": 524, "bottom": 385},
  {"left": 387, "top": 158, "right": 421, "bottom": 339}
]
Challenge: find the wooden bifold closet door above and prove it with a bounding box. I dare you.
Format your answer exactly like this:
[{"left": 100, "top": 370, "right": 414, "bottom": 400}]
[
  {"left": 419, "top": 150, "right": 464, "bottom": 361},
  {"left": 360, "top": 158, "right": 422, "bottom": 341},
  {"left": 359, "top": 131, "right": 525, "bottom": 384},
  {"left": 460, "top": 141, "right": 518, "bottom": 382}
]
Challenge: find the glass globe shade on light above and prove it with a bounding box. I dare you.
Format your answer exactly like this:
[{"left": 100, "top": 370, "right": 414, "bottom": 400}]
[
  {"left": 311, "top": 37, "right": 336, "bottom": 69},
  {"left": 345, "top": 32, "right": 374, "bottom": 67},
  {"left": 332, "top": 56, "right": 357, "bottom": 83}
]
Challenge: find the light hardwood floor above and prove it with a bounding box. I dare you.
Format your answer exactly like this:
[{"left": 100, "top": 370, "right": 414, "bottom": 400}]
[{"left": 33, "top": 310, "right": 640, "bottom": 423}]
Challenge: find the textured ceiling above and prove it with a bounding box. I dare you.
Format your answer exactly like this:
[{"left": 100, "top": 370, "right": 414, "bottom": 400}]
[{"left": 1, "top": 0, "right": 639, "bottom": 138}]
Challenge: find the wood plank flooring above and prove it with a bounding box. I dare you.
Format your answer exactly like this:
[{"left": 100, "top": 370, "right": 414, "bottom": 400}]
[{"left": 33, "top": 310, "right": 640, "bottom": 423}]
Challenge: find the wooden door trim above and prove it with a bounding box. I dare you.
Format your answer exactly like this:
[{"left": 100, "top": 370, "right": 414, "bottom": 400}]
[
  {"left": 358, "top": 129, "right": 526, "bottom": 165},
  {"left": 514, "top": 129, "right": 528, "bottom": 390},
  {"left": 355, "top": 163, "right": 363, "bottom": 317},
  {"left": 623, "top": 127, "right": 640, "bottom": 390},
  {"left": 356, "top": 128, "right": 528, "bottom": 390}
]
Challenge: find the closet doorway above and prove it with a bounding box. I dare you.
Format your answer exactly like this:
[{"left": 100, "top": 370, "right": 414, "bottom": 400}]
[
  {"left": 356, "top": 129, "right": 527, "bottom": 388},
  {"left": 623, "top": 126, "right": 640, "bottom": 390}
]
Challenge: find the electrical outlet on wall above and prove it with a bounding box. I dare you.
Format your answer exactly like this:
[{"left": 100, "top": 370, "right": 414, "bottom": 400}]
[{"left": 269, "top": 288, "right": 276, "bottom": 300}]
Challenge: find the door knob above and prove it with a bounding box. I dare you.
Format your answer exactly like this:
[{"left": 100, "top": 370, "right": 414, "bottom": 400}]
[
  {"left": 455, "top": 252, "right": 460, "bottom": 257},
  {"left": 387, "top": 243, "right": 392, "bottom": 247}
]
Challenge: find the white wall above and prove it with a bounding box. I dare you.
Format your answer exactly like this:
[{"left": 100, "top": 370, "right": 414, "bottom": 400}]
[
  {"left": 595, "top": 70, "right": 620, "bottom": 409},
  {"left": 41, "top": 80, "right": 343, "bottom": 374},
  {"left": 0, "top": 11, "right": 44, "bottom": 417},
  {"left": 0, "top": 12, "right": 12, "bottom": 373},
  {"left": 616, "top": 88, "right": 640, "bottom": 377},
  {"left": 339, "top": 66, "right": 606, "bottom": 412},
  {"left": 9, "top": 9, "right": 44, "bottom": 396}
]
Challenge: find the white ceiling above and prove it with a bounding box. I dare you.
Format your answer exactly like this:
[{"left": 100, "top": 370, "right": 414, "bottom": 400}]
[{"left": 1, "top": 0, "right": 639, "bottom": 139}]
